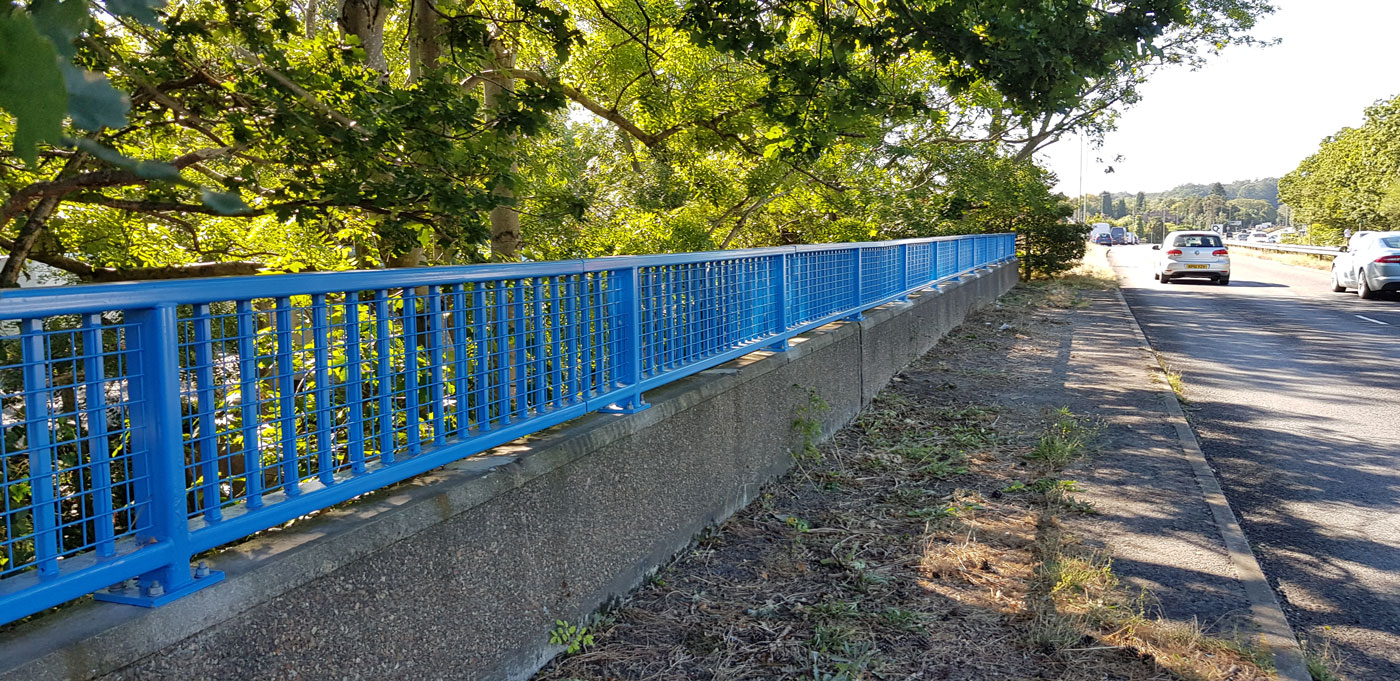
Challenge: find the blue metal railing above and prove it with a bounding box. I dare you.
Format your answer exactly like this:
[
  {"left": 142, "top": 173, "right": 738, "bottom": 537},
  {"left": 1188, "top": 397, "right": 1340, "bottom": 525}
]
[{"left": 0, "top": 233, "right": 1014, "bottom": 622}]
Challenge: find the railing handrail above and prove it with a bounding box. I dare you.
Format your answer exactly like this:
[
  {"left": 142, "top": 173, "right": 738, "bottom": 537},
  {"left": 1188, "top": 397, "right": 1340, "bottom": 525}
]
[{"left": 0, "top": 235, "right": 978, "bottom": 319}]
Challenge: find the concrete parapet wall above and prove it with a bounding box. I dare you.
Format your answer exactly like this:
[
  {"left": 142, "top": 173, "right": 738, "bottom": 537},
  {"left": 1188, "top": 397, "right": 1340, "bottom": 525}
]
[{"left": 0, "top": 262, "right": 1017, "bottom": 681}]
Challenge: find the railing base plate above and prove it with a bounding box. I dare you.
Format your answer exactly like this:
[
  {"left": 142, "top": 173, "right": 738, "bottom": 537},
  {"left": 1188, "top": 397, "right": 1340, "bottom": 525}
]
[
  {"left": 94, "top": 570, "right": 225, "bottom": 608},
  {"left": 598, "top": 401, "right": 650, "bottom": 414}
]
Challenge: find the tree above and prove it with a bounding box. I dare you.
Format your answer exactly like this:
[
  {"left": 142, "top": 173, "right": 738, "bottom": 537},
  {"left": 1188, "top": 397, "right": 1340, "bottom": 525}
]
[
  {"left": 1135, "top": 191, "right": 1146, "bottom": 214},
  {"left": 2, "top": 0, "right": 1279, "bottom": 284},
  {"left": 1280, "top": 95, "right": 1400, "bottom": 240}
]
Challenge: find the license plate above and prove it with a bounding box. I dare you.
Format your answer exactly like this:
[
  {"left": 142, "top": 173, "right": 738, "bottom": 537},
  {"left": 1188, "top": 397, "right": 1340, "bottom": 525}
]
[{"left": 1186, "top": 264, "right": 1208, "bottom": 269}]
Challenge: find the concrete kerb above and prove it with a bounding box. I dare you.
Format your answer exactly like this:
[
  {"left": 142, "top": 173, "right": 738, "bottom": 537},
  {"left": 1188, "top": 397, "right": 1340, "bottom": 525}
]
[
  {"left": 1110, "top": 288, "right": 1311, "bottom": 681},
  {"left": 1, "top": 262, "right": 1018, "bottom": 681}
]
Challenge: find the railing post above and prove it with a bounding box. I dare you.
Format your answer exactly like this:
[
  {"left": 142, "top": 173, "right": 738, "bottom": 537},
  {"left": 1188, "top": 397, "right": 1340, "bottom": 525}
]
[
  {"left": 601, "top": 266, "right": 649, "bottom": 413},
  {"left": 898, "top": 243, "right": 910, "bottom": 299},
  {"left": 845, "top": 248, "right": 864, "bottom": 321},
  {"left": 767, "top": 253, "right": 789, "bottom": 351},
  {"left": 97, "top": 304, "right": 223, "bottom": 607}
]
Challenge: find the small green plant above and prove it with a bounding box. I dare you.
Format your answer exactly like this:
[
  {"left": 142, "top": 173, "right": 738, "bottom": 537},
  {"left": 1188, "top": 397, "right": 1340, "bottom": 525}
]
[
  {"left": 793, "top": 386, "right": 831, "bottom": 462},
  {"left": 810, "top": 622, "right": 859, "bottom": 653},
  {"left": 549, "top": 619, "right": 595, "bottom": 655},
  {"left": 1153, "top": 351, "right": 1188, "bottom": 403},
  {"left": 1301, "top": 638, "right": 1344, "bottom": 681},
  {"left": 1025, "top": 407, "right": 1093, "bottom": 467},
  {"left": 880, "top": 607, "right": 922, "bottom": 631},
  {"left": 782, "top": 514, "right": 812, "bottom": 533},
  {"left": 807, "top": 598, "right": 860, "bottom": 620}
]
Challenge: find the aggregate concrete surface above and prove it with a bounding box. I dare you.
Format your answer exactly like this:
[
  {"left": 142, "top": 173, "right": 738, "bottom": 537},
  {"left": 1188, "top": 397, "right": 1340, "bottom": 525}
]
[{"left": 1109, "top": 244, "right": 1400, "bottom": 679}]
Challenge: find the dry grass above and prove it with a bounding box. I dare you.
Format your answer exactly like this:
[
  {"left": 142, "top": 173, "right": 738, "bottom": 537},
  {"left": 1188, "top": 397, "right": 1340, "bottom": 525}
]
[
  {"left": 1151, "top": 350, "right": 1188, "bottom": 404},
  {"left": 533, "top": 278, "right": 1271, "bottom": 681},
  {"left": 1228, "top": 246, "right": 1334, "bottom": 271}
]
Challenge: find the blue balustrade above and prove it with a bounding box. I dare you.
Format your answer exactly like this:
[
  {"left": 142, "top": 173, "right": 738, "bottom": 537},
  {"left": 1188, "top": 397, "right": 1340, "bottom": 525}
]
[{"left": 0, "top": 233, "right": 1014, "bottom": 622}]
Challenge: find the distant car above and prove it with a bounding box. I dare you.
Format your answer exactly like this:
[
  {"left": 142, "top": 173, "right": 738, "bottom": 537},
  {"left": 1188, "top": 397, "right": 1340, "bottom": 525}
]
[
  {"left": 1094, "top": 233, "right": 1113, "bottom": 246},
  {"left": 1153, "top": 231, "right": 1230, "bottom": 285},
  {"left": 1248, "top": 231, "right": 1270, "bottom": 243},
  {"left": 1330, "top": 231, "right": 1400, "bottom": 299},
  {"left": 1266, "top": 235, "right": 1278, "bottom": 243}
]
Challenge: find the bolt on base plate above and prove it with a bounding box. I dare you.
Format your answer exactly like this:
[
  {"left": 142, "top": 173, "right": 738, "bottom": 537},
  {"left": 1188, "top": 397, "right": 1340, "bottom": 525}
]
[{"left": 93, "top": 565, "right": 225, "bottom": 608}]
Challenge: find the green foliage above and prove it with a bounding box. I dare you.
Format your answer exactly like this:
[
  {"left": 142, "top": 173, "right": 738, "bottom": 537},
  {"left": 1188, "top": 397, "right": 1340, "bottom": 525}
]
[
  {"left": 549, "top": 619, "right": 595, "bottom": 655},
  {"left": 1280, "top": 94, "right": 1400, "bottom": 238},
  {"left": 0, "top": 0, "right": 1277, "bottom": 284},
  {"left": 0, "top": 12, "right": 66, "bottom": 164}
]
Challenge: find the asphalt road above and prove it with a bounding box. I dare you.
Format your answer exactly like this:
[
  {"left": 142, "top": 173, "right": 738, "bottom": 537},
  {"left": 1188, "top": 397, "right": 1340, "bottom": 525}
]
[{"left": 1105, "top": 244, "right": 1400, "bottom": 679}]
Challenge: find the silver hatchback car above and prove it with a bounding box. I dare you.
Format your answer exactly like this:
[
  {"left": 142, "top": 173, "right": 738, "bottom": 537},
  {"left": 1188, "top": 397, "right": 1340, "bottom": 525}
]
[
  {"left": 1330, "top": 231, "right": 1400, "bottom": 298},
  {"left": 1154, "top": 231, "right": 1231, "bottom": 285}
]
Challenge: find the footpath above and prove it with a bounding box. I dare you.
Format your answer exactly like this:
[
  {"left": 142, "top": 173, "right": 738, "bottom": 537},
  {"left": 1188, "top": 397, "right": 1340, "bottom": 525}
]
[{"left": 532, "top": 254, "right": 1311, "bottom": 681}]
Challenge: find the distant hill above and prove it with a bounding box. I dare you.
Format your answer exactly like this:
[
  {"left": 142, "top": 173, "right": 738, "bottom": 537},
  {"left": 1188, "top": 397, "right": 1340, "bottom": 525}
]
[{"left": 1141, "top": 178, "right": 1279, "bottom": 207}]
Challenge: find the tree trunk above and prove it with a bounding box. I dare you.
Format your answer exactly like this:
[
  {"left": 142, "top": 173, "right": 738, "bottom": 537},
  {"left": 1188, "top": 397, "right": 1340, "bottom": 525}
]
[
  {"left": 408, "top": 0, "right": 443, "bottom": 82},
  {"left": 305, "top": 0, "right": 318, "bottom": 38},
  {"left": 339, "top": 0, "right": 388, "bottom": 72},
  {"left": 0, "top": 195, "right": 62, "bottom": 288},
  {"left": 483, "top": 40, "right": 521, "bottom": 261}
]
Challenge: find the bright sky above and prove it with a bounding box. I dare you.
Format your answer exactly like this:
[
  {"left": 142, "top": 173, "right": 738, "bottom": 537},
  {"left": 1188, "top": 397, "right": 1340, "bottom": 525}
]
[{"left": 1038, "top": 0, "right": 1400, "bottom": 198}]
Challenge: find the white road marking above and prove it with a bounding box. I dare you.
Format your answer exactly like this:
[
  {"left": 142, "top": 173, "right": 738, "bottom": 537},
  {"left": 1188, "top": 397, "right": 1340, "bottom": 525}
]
[{"left": 1355, "top": 314, "right": 1390, "bottom": 326}]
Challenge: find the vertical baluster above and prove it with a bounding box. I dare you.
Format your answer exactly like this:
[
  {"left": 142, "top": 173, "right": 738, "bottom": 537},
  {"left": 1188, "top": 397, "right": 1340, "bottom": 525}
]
[
  {"left": 426, "top": 287, "right": 445, "bottom": 445},
  {"left": 663, "top": 266, "right": 674, "bottom": 369},
  {"left": 273, "top": 298, "right": 300, "bottom": 495},
  {"left": 513, "top": 280, "right": 528, "bottom": 419},
  {"left": 80, "top": 314, "right": 116, "bottom": 556},
  {"left": 373, "top": 291, "right": 395, "bottom": 465},
  {"left": 705, "top": 263, "right": 718, "bottom": 355},
  {"left": 452, "top": 284, "right": 470, "bottom": 434},
  {"left": 20, "top": 319, "right": 59, "bottom": 577},
  {"left": 564, "top": 275, "right": 580, "bottom": 403},
  {"left": 472, "top": 284, "right": 490, "bottom": 430},
  {"left": 493, "top": 282, "right": 511, "bottom": 424},
  {"left": 235, "top": 301, "right": 263, "bottom": 507},
  {"left": 531, "top": 278, "right": 545, "bottom": 413},
  {"left": 192, "top": 304, "right": 223, "bottom": 519},
  {"left": 550, "top": 278, "right": 564, "bottom": 408},
  {"left": 310, "top": 294, "right": 335, "bottom": 486},
  {"left": 401, "top": 289, "right": 422, "bottom": 456},
  {"left": 344, "top": 293, "right": 366, "bottom": 474},
  {"left": 588, "top": 275, "right": 602, "bottom": 394}
]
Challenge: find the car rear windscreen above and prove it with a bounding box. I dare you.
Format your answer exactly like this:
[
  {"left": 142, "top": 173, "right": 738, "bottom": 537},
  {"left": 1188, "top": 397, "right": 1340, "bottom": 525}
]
[
  {"left": 1172, "top": 235, "right": 1223, "bottom": 248},
  {"left": 1378, "top": 236, "right": 1400, "bottom": 248}
]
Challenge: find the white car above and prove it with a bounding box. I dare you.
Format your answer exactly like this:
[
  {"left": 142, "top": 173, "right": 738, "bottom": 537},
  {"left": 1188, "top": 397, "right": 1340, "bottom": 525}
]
[
  {"left": 1247, "top": 231, "right": 1270, "bottom": 243},
  {"left": 1153, "top": 231, "right": 1231, "bottom": 285},
  {"left": 1330, "top": 231, "right": 1400, "bottom": 299}
]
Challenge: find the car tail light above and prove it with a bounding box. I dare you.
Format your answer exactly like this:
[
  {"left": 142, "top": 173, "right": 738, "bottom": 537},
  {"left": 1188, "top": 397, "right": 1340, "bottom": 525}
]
[
  {"left": 1166, "top": 249, "right": 1183, "bottom": 256},
  {"left": 1213, "top": 249, "right": 1229, "bottom": 256},
  {"left": 1376, "top": 255, "right": 1400, "bottom": 263}
]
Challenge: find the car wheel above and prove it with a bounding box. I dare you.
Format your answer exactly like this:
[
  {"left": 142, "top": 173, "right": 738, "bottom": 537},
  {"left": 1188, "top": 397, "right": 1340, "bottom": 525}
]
[
  {"left": 1218, "top": 276, "right": 1230, "bottom": 286},
  {"left": 1153, "top": 271, "right": 1160, "bottom": 281},
  {"left": 1330, "top": 268, "right": 1347, "bottom": 292},
  {"left": 1160, "top": 273, "right": 1171, "bottom": 284},
  {"left": 1359, "top": 272, "right": 1378, "bottom": 299}
]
